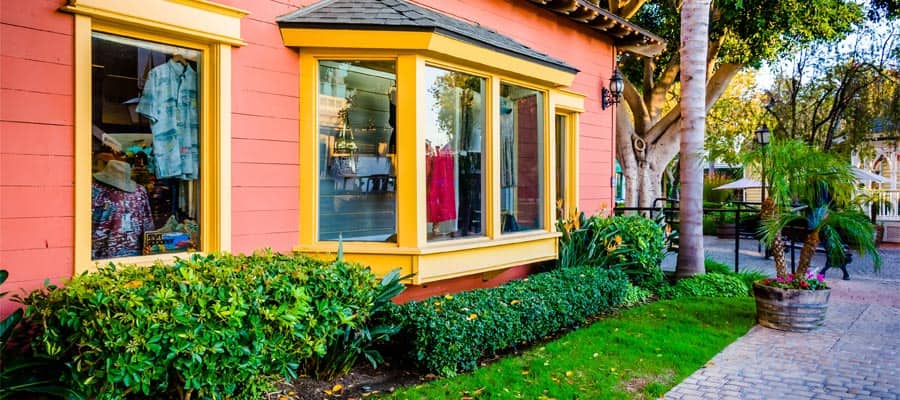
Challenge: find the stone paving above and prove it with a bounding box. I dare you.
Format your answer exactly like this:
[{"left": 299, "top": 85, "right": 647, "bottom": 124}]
[{"left": 664, "top": 239, "right": 900, "bottom": 400}]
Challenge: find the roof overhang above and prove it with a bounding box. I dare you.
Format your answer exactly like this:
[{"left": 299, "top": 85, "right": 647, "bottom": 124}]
[
  {"left": 279, "top": 27, "right": 577, "bottom": 87},
  {"left": 526, "top": 0, "right": 666, "bottom": 57}
]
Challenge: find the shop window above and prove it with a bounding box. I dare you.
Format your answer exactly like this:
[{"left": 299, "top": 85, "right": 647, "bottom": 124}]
[
  {"left": 423, "top": 66, "right": 486, "bottom": 241},
  {"left": 555, "top": 113, "right": 568, "bottom": 219},
  {"left": 500, "top": 83, "right": 545, "bottom": 232},
  {"left": 90, "top": 32, "right": 201, "bottom": 259},
  {"left": 318, "top": 60, "right": 398, "bottom": 242}
]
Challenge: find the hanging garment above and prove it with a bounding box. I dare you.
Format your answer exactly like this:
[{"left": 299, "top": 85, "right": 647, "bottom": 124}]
[
  {"left": 92, "top": 182, "right": 155, "bottom": 259},
  {"left": 136, "top": 59, "right": 199, "bottom": 180},
  {"left": 426, "top": 146, "right": 457, "bottom": 223}
]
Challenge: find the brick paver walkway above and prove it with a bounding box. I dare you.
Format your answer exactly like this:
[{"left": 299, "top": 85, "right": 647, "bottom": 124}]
[{"left": 665, "top": 279, "right": 900, "bottom": 400}]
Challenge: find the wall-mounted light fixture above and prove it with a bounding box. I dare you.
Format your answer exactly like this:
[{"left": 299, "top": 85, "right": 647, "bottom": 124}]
[{"left": 601, "top": 68, "right": 624, "bottom": 110}]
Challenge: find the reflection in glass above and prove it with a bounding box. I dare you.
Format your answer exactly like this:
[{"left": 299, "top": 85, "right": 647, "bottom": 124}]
[
  {"left": 318, "top": 60, "right": 397, "bottom": 242},
  {"left": 500, "top": 83, "right": 544, "bottom": 232},
  {"left": 423, "top": 66, "right": 486, "bottom": 241},
  {"left": 555, "top": 114, "right": 567, "bottom": 219}
]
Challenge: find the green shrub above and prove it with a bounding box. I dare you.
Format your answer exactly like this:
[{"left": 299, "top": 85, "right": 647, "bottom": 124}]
[
  {"left": 391, "top": 266, "right": 629, "bottom": 375},
  {"left": 704, "top": 259, "right": 732, "bottom": 275},
  {"left": 702, "top": 215, "right": 718, "bottom": 235},
  {"left": 22, "top": 252, "right": 394, "bottom": 400},
  {"left": 1, "top": 270, "right": 80, "bottom": 400},
  {"left": 658, "top": 273, "right": 750, "bottom": 299},
  {"left": 734, "top": 270, "right": 767, "bottom": 294},
  {"left": 557, "top": 213, "right": 667, "bottom": 289},
  {"left": 621, "top": 283, "right": 653, "bottom": 307}
]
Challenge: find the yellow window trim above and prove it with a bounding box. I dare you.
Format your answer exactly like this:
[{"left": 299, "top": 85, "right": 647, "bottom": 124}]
[
  {"left": 297, "top": 232, "right": 560, "bottom": 284},
  {"left": 550, "top": 90, "right": 584, "bottom": 217},
  {"left": 297, "top": 48, "right": 571, "bottom": 281},
  {"left": 70, "top": 1, "right": 241, "bottom": 274},
  {"left": 62, "top": 0, "right": 248, "bottom": 47},
  {"left": 280, "top": 28, "right": 575, "bottom": 87}
]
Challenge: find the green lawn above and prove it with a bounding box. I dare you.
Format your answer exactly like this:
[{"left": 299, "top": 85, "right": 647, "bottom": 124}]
[{"left": 385, "top": 297, "right": 756, "bottom": 399}]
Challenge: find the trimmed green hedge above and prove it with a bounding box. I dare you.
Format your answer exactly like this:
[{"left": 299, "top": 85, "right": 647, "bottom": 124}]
[
  {"left": 390, "top": 266, "right": 630, "bottom": 375},
  {"left": 658, "top": 273, "right": 749, "bottom": 299},
  {"left": 22, "top": 252, "right": 389, "bottom": 400}
]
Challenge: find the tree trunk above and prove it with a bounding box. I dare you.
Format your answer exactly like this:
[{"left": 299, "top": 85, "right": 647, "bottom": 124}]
[
  {"left": 675, "top": 0, "right": 711, "bottom": 279},
  {"left": 796, "top": 230, "right": 819, "bottom": 279},
  {"left": 760, "top": 197, "right": 788, "bottom": 279}
]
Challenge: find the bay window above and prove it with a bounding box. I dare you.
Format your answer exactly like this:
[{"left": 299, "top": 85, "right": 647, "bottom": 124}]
[{"left": 281, "top": 15, "right": 581, "bottom": 283}]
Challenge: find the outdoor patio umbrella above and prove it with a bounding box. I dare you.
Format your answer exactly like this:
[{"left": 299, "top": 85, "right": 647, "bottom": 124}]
[
  {"left": 712, "top": 177, "right": 764, "bottom": 190},
  {"left": 851, "top": 167, "right": 888, "bottom": 184}
]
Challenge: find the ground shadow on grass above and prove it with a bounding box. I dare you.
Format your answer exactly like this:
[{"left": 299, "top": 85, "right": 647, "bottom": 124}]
[{"left": 276, "top": 298, "right": 756, "bottom": 400}]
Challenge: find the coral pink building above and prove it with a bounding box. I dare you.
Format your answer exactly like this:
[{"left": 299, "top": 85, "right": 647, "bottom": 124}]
[{"left": 0, "top": 0, "right": 662, "bottom": 312}]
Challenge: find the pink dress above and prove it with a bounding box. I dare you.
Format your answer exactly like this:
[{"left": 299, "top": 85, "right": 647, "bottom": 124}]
[{"left": 426, "top": 146, "right": 457, "bottom": 223}]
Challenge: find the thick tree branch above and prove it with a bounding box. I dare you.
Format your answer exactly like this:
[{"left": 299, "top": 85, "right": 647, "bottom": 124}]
[
  {"left": 650, "top": 58, "right": 680, "bottom": 119},
  {"left": 646, "top": 62, "right": 742, "bottom": 145},
  {"left": 623, "top": 75, "right": 650, "bottom": 135},
  {"left": 705, "top": 63, "right": 742, "bottom": 111}
]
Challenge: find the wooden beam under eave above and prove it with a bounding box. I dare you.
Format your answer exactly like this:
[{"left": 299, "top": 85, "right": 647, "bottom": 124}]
[
  {"left": 618, "top": 42, "right": 667, "bottom": 57},
  {"left": 569, "top": 6, "right": 599, "bottom": 22},
  {"left": 548, "top": 0, "right": 579, "bottom": 13}
]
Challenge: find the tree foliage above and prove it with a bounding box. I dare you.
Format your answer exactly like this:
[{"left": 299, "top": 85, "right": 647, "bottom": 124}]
[
  {"left": 615, "top": 0, "right": 864, "bottom": 207},
  {"left": 766, "top": 20, "right": 900, "bottom": 153}
]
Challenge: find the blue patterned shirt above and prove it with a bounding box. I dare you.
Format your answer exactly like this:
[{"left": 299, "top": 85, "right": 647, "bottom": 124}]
[{"left": 136, "top": 59, "right": 199, "bottom": 180}]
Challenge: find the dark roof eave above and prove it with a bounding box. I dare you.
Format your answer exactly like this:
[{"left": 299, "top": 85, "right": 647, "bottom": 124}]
[
  {"left": 278, "top": 22, "right": 580, "bottom": 74},
  {"left": 526, "top": 0, "right": 666, "bottom": 57}
]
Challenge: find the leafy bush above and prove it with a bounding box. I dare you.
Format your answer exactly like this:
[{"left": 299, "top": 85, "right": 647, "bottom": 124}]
[
  {"left": 22, "top": 252, "right": 396, "bottom": 400},
  {"left": 557, "top": 212, "right": 667, "bottom": 289},
  {"left": 658, "top": 273, "right": 750, "bottom": 299},
  {"left": 303, "top": 269, "right": 409, "bottom": 379},
  {"left": 704, "top": 259, "right": 732, "bottom": 275},
  {"left": 621, "top": 283, "right": 654, "bottom": 307},
  {"left": 1, "top": 270, "right": 80, "bottom": 400},
  {"left": 702, "top": 214, "right": 718, "bottom": 235},
  {"left": 703, "top": 259, "right": 766, "bottom": 295},
  {"left": 390, "top": 266, "right": 629, "bottom": 375}
]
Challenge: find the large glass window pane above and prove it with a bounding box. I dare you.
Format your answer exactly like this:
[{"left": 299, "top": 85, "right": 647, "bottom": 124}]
[
  {"left": 500, "top": 83, "right": 544, "bottom": 232},
  {"left": 318, "top": 60, "right": 397, "bottom": 242},
  {"left": 555, "top": 114, "right": 567, "bottom": 219},
  {"left": 423, "top": 66, "right": 486, "bottom": 241},
  {"left": 90, "top": 32, "right": 201, "bottom": 259}
]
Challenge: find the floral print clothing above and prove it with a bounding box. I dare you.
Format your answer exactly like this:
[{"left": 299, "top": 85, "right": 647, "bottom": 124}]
[{"left": 92, "top": 182, "right": 155, "bottom": 259}]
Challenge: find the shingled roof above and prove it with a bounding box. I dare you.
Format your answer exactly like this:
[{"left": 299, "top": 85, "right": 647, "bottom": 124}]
[{"left": 277, "top": 0, "right": 579, "bottom": 73}]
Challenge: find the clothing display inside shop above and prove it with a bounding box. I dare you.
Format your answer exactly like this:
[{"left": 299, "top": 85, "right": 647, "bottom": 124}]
[
  {"left": 426, "top": 144, "right": 457, "bottom": 225},
  {"left": 92, "top": 161, "right": 155, "bottom": 259},
  {"left": 422, "top": 66, "right": 486, "bottom": 241},
  {"left": 90, "top": 32, "right": 201, "bottom": 259}
]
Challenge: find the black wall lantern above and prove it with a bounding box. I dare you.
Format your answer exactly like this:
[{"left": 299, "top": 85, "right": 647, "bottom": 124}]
[{"left": 601, "top": 68, "right": 624, "bottom": 110}]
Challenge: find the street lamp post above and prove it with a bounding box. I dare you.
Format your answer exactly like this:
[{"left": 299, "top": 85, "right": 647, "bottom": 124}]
[{"left": 755, "top": 124, "right": 771, "bottom": 203}]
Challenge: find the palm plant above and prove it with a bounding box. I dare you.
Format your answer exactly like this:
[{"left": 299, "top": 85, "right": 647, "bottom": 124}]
[{"left": 745, "top": 139, "right": 881, "bottom": 280}]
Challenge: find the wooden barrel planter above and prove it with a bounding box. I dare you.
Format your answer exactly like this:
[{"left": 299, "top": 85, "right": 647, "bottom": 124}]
[
  {"left": 753, "top": 281, "right": 831, "bottom": 332},
  {"left": 716, "top": 223, "right": 736, "bottom": 238}
]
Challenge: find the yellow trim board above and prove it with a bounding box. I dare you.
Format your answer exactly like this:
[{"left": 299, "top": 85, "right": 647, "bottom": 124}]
[
  {"left": 295, "top": 232, "right": 559, "bottom": 284},
  {"left": 280, "top": 28, "right": 575, "bottom": 87},
  {"left": 62, "top": 0, "right": 246, "bottom": 46}
]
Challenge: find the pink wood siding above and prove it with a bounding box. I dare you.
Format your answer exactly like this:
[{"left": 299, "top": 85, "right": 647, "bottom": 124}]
[
  {"left": 0, "top": 0, "right": 76, "bottom": 316},
  {"left": 225, "top": 0, "right": 304, "bottom": 254}
]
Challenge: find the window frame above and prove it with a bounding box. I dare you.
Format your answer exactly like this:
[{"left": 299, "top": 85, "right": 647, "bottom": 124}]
[
  {"left": 294, "top": 49, "right": 580, "bottom": 284},
  {"left": 67, "top": 0, "right": 244, "bottom": 273}
]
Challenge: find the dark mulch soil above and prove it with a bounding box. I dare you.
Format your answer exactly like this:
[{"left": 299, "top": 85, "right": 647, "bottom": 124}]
[{"left": 264, "top": 360, "right": 429, "bottom": 400}]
